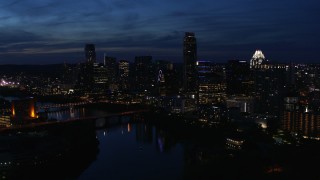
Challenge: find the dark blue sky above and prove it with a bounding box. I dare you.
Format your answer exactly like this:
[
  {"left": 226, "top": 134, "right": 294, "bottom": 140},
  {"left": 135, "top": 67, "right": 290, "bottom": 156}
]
[{"left": 0, "top": 0, "right": 319, "bottom": 64}]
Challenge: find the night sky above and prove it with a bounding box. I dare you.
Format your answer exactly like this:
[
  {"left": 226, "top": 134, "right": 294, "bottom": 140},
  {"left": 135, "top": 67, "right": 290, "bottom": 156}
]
[{"left": 0, "top": 0, "right": 319, "bottom": 64}]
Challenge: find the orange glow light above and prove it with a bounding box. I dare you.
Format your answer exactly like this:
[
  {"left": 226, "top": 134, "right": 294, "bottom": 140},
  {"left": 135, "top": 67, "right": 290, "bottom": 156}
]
[
  {"left": 30, "top": 106, "right": 35, "bottom": 118},
  {"left": 12, "top": 106, "right": 15, "bottom": 116},
  {"left": 127, "top": 123, "right": 131, "bottom": 132}
]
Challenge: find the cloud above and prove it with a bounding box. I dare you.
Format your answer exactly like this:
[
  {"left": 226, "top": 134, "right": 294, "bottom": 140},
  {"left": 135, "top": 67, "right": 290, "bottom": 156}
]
[
  {"left": 0, "top": 0, "right": 21, "bottom": 8},
  {"left": 0, "top": 0, "right": 319, "bottom": 64},
  {"left": 0, "top": 29, "right": 44, "bottom": 44}
]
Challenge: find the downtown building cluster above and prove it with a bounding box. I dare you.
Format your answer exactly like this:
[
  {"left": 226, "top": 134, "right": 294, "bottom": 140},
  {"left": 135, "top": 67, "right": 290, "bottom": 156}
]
[
  {"left": 60, "top": 34, "right": 320, "bottom": 140},
  {"left": 1, "top": 32, "right": 320, "bottom": 140},
  {"left": 70, "top": 34, "right": 320, "bottom": 140}
]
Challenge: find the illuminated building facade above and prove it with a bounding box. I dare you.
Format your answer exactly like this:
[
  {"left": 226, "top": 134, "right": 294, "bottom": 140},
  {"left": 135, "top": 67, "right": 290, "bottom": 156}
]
[
  {"left": 118, "top": 60, "right": 130, "bottom": 91},
  {"left": 250, "top": 50, "right": 265, "bottom": 68},
  {"left": 197, "top": 61, "right": 226, "bottom": 105},
  {"left": 183, "top": 32, "right": 198, "bottom": 93},
  {"left": 226, "top": 137, "right": 244, "bottom": 150},
  {"left": 281, "top": 96, "right": 320, "bottom": 138},
  {"left": 92, "top": 63, "right": 108, "bottom": 95},
  {"left": 155, "top": 60, "right": 180, "bottom": 96}
]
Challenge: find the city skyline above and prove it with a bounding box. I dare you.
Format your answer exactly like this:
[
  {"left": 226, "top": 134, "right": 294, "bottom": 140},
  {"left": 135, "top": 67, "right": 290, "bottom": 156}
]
[{"left": 0, "top": 0, "right": 319, "bottom": 64}]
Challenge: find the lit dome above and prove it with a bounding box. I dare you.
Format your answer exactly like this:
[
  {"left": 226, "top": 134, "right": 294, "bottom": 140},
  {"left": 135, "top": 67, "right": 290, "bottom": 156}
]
[{"left": 250, "top": 50, "right": 266, "bottom": 68}]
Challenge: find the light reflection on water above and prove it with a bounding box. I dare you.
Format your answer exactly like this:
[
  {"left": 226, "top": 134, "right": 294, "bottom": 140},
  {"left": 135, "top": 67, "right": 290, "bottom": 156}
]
[
  {"left": 44, "top": 107, "right": 111, "bottom": 121},
  {"left": 41, "top": 108, "right": 184, "bottom": 179},
  {"left": 79, "top": 121, "right": 184, "bottom": 180},
  {"left": 45, "top": 107, "right": 87, "bottom": 121}
]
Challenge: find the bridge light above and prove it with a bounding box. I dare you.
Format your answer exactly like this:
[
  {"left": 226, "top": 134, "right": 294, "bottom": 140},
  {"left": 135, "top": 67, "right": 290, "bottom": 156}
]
[{"left": 12, "top": 104, "right": 15, "bottom": 116}]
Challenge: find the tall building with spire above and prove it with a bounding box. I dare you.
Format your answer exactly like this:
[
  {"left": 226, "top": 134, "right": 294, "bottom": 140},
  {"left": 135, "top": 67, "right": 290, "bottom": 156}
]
[{"left": 183, "top": 32, "right": 198, "bottom": 93}]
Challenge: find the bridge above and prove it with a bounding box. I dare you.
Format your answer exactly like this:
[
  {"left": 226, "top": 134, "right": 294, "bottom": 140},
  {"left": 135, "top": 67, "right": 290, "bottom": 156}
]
[
  {"left": 1, "top": 101, "right": 94, "bottom": 115},
  {"left": 38, "top": 101, "right": 93, "bottom": 110},
  {"left": 0, "top": 109, "right": 149, "bottom": 134}
]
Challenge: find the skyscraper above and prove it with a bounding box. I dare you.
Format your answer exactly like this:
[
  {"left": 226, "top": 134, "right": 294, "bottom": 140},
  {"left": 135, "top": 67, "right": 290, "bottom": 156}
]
[
  {"left": 134, "top": 56, "right": 154, "bottom": 92},
  {"left": 92, "top": 62, "right": 108, "bottom": 95},
  {"left": 155, "top": 60, "right": 180, "bottom": 96},
  {"left": 183, "top": 32, "right": 197, "bottom": 93},
  {"left": 76, "top": 44, "right": 96, "bottom": 95},
  {"left": 119, "top": 60, "right": 130, "bottom": 91},
  {"left": 119, "top": 60, "right": 130, "bottom": 78},
  {"left": 85, "top": 44, "right": 96, "bottom": 63},
  {"left": 104, "top": 55, "right": 117, "bottom": 84},
  {"left": 282, "top": 95, "right": 320, "bottom": 138},
  {"left": 77, "top": 62, "right": 94, "bottom": 95}
]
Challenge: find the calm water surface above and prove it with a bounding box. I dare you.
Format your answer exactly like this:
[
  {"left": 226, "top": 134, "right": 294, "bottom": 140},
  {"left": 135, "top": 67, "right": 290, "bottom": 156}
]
[{"left": 79, "top": 124, "right": 184, "bottom": 180}]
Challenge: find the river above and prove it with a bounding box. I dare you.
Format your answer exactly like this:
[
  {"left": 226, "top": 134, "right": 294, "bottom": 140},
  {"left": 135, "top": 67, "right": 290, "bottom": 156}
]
[{"left": 1, "top": 107, "right": 320, "bottom": 179}]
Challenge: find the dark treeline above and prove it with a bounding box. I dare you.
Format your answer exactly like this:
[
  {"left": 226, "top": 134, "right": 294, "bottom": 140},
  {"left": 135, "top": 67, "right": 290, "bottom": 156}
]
[{"left": 0, "top": 64, "right": 63, "bottom": 76}]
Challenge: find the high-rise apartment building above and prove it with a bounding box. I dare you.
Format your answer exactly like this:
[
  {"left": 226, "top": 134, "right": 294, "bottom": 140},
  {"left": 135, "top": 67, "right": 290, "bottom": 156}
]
[
  {"left": 282, "top": 96, "right": 320, "bottom": 138},
  {"left": 134, "top": 56, "right": 154, "bottom": 92},
  {"left": 183, "top": 32, "right": 197, "bottom": 93},
  {"left": 76, "top": 44, "right": 96, "bottom": 95},
  {"left": 119, "top": 60, "right": 130, "bottom": 91},
  {"left": 93, "top": 63, "right": 108, "bottom": 95},
  {"left": 155, "top": 60, "right": 179, "bottom": 96},
  {"left": 104, "top": 56, "right": 117, "bottom": 84}
]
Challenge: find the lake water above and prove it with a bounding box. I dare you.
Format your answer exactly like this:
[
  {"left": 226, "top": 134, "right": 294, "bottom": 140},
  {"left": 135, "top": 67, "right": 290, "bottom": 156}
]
[
  {"left": 0, "top": 108, "right": 188, "bottom": 180},
  {"left": 79, "top": 123, "right": 184, "bottom": 180}
]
